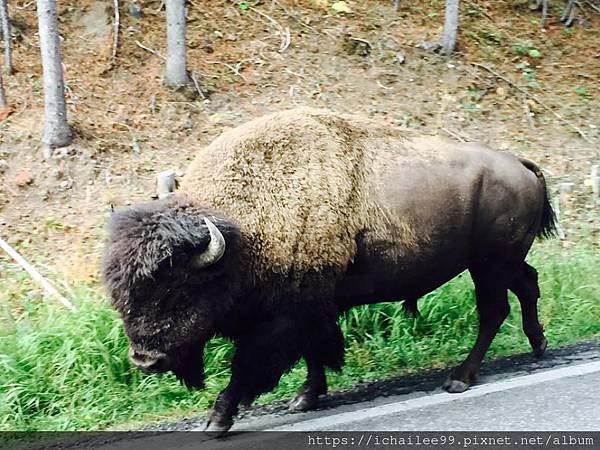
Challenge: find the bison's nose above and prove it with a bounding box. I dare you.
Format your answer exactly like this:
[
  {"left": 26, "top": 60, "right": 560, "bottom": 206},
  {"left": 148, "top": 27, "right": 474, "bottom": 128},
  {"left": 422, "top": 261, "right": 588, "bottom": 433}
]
[{"left": 128, "top": 347, "right": 168, "bottom": 373}]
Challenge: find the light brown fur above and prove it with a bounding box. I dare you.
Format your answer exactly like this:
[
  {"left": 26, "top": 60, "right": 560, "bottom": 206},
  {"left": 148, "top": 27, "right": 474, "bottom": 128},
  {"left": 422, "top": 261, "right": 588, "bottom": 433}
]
[{"left": 178, "top": 108, "right": 449, "bottom": 293}]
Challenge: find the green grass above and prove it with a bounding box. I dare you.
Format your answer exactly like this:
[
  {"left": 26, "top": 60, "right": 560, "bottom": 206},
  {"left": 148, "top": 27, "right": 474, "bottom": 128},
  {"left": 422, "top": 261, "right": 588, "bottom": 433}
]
[{"left": 1, "top": 240, "right": 599, "bottom": 431}]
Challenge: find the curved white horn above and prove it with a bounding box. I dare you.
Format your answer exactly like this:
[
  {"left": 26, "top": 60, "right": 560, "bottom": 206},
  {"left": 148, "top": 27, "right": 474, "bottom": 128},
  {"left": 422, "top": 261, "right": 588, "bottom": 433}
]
[{"left": 193, "top": 218, "right": 226, "bottom": 268}]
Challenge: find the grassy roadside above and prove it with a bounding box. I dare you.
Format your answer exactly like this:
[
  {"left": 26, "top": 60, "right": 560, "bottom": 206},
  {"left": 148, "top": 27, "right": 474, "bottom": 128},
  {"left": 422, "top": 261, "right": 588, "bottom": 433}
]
[{"left": 1, "top": 239, "right": 599, "bottom": 431}]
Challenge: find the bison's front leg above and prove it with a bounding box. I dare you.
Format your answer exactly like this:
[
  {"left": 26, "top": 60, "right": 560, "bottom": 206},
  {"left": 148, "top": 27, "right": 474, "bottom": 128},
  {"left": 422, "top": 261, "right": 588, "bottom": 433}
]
[
  {"left": 205, "top": 315, "right": 303, "bottom": 436},
  {"left": 205, "top": 383, "right": 241, "bottom": 435}
]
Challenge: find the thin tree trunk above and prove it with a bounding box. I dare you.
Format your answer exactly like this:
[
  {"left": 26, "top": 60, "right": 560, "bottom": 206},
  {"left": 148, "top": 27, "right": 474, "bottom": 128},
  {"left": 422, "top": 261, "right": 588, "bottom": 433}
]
[
  {"left": 36, "top": 0, "right": 72, "bottom": 149},
  {"left": 393, "top": 0, "right": 400, "bottom": 11},
  {"left": 561, "top": 0, "right": 576, "bottom": 22},
  {"left": 0, "top": 0, "right": 12, "bottom": 74},
  {"left": 537, "top": 0, "right": 549, "bottom": 26},
  {"left": 440, "top": 0, "right": 459, "bottom": 55},
  {"left": 561, "top": 0, "right": 577, "bottom": 25},
  {"left": 164, "top": 0, "right": 189, "bottom": 87},
  {"left": 0, "top": 67, "right": 7, "bottom": 109}
]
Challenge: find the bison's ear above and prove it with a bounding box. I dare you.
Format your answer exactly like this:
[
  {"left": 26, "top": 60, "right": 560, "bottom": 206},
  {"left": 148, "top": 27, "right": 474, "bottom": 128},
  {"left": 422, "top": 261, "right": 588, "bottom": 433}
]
[{"left": 191, "top": 218, "right": 226, "bottom": 269}]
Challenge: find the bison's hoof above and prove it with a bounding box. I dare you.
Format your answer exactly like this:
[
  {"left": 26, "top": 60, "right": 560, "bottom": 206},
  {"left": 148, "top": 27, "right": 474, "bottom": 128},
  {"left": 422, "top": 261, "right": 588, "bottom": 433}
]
[
  {"left": 289, "top": 392, "right": 319, "bottom": 412},
  {"left": 532, "top": 336, "right": 547, "bottom": 359},
  {"left": 204, "top": 414, "right": 233, "bottom": 438},
  {"left": 442, "top": 378, "right": 470, "bottom": 393}
]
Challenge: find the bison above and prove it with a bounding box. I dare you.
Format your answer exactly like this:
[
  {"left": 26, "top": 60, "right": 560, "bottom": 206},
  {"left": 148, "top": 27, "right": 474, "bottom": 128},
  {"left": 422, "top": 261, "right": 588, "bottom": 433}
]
[{"left": 103, "top": 108, "right": 556, "bottom": 435}]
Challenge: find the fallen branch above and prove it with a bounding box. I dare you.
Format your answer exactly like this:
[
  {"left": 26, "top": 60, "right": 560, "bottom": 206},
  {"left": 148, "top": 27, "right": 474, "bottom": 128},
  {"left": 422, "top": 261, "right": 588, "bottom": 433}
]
[
  {"left": 270, "top": 0, "right": 330, "bottom": 37},
  {"left": 281, "top": 27, "right": 291, "bottom": 52},
  {"left": 552, "top": 197, "right": 566, "bottom": 240},
  {"left": 112, "top": 0, "right": 120, "bottom": 60},
  {"left": 284, "top": 68, "right": 306, "bottom": 79},
  {"left": 575, "top": 1, "right": 590, "bottom": 21},
  {"left": 350, "top": 37, "right": 372, "bottom": 49},
  {"left": 249, "top": 5, "right": 290, "bottom": 52},
  {"left": 471, "top": 62, "right": 592, "bottom": 143},
  {"left": 135, "top": 40, "right": 166, "bottom": 60},
  {"left": 376, "top": 80, "right": 394, "bottom": 90},
  {"left": 440, "top": 127, "right": 467, "bottom": 142},
  {"left": 14, "top": 1, "right": 35, "bottom": 9},
  {"left": 113, "top": 121, "right": 141, "bottom": 152},
  {"left": 0, "top": 236, "right": 75, "bottom": 310},
  {"left": 586, "top": 0, "right": 600, "bottom": 14},
  {"left": 206, "top": 60, "right": 247, "bottom": 81},
  {"left": 190, "top": 70, "right": 207, "bottom": 100}
]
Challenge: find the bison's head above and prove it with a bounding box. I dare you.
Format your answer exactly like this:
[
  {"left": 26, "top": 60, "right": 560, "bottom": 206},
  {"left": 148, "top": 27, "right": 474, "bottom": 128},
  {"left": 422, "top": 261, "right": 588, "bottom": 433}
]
[{"left": 103, "top": 196, "right": 240, "bottom": 388}]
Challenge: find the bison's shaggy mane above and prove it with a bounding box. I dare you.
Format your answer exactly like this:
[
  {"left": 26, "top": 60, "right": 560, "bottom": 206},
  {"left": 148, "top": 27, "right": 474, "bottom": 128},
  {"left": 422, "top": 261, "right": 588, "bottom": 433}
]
[
  {"left": 178, "top": 108, "right": 422, "bottom": 298},
  {"left": 103, "top": 197, "right": 240, "bottom": 309}
]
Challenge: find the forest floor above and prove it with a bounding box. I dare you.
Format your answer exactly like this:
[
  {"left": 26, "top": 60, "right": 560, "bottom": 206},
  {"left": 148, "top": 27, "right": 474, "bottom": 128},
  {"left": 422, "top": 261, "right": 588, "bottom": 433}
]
[
  {"left": 0, "top": 0, "right": 599, "bottom": 290},
  {"left": 0, "top": 0, "right": 599, "bottom": 431}
]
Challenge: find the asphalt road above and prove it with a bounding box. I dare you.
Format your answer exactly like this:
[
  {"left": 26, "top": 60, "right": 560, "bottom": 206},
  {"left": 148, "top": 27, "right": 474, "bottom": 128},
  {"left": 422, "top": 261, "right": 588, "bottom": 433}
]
[
  {"left": 221, "top": 341, "right": 600, "bottom": 434},
  {"left": 266, "top": 362, "right": 600, "bottom": 431},
  {"left": 21, "top": 341, "right": 600, "bottom": 450}
]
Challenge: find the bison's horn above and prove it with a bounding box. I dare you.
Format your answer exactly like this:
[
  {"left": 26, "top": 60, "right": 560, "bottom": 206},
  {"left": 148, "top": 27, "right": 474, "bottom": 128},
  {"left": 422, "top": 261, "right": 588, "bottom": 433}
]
[{"left": 193, "top": 218, "right": 226, "bottom": 268}]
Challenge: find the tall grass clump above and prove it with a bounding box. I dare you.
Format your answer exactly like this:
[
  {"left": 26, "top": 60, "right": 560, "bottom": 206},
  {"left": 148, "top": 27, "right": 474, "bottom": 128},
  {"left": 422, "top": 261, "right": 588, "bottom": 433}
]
[
  {"left": 1, "top": 240, "right": 599, "bottom": 430},
  {"left": 0, "top": 285, "right": 234, "bottom": 431}
]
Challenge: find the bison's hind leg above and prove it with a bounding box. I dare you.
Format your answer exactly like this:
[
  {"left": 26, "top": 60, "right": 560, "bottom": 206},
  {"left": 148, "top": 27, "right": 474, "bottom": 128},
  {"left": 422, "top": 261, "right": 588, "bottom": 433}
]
[
  {"left": 509, "top": 262, "right": 547, "bottom": 358},
  {"left": 402, "top": 297, "right": 419, "bottom": 316},
  {"left": 443, "top": 265, "right": 511, "bottom": 393},
  {"left": 289, "top": 360, "right": 327, "bottom": 411}
]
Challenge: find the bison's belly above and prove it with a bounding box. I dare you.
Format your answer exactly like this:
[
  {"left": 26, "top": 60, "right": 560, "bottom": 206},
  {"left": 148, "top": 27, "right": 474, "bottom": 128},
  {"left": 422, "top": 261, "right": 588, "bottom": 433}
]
[{"left": 334, "top": 229, "right": 471, "bottom": 308}]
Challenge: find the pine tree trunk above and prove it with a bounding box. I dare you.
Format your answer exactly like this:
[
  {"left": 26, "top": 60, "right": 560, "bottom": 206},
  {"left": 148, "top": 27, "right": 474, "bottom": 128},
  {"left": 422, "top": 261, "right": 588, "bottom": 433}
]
[
  {"left": 36, "top": 0, "right": 72, "bottom": 149},
  {"left": 164, "top": 0, "right": 190, "bottom": 87},
  {"left": 0, "top": 0, "right": 12, "bottom": 74},
  {"left": 440, "top": 0, "right": 459, "bottom": 55},
  {"left": 0, "top": 67, "right": 7, "bottom": 109}
]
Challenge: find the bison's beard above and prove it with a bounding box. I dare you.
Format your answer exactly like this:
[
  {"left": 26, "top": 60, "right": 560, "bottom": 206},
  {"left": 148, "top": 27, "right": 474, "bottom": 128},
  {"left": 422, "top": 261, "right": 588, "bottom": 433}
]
[{"left": 170, "top": 342, "right": 206, "bottom": 390}]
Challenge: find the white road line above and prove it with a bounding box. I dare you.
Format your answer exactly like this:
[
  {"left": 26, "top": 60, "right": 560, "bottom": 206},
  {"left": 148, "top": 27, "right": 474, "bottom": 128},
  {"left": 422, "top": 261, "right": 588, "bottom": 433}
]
[{"left": 269, "top": 360, "right": 600, "bottom": 431}]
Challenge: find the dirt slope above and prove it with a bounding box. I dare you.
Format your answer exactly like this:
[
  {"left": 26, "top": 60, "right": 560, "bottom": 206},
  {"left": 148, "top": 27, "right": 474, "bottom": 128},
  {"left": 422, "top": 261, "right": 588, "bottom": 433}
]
[{"left": 0, "top": 0, "right": 598, "bottom": 296}]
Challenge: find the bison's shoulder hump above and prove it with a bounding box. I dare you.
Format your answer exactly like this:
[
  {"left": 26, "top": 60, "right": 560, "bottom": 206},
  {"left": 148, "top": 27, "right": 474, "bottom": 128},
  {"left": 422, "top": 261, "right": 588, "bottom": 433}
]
[{"left": 176, "top": 108, "right": 417, "bottom": 290}]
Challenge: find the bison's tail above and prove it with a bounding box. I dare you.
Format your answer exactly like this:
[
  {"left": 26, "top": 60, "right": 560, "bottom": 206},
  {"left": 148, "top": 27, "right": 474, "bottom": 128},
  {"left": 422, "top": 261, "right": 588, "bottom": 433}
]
[{"left": 520, "top": 158, "right": 557, "bottom": 239}]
